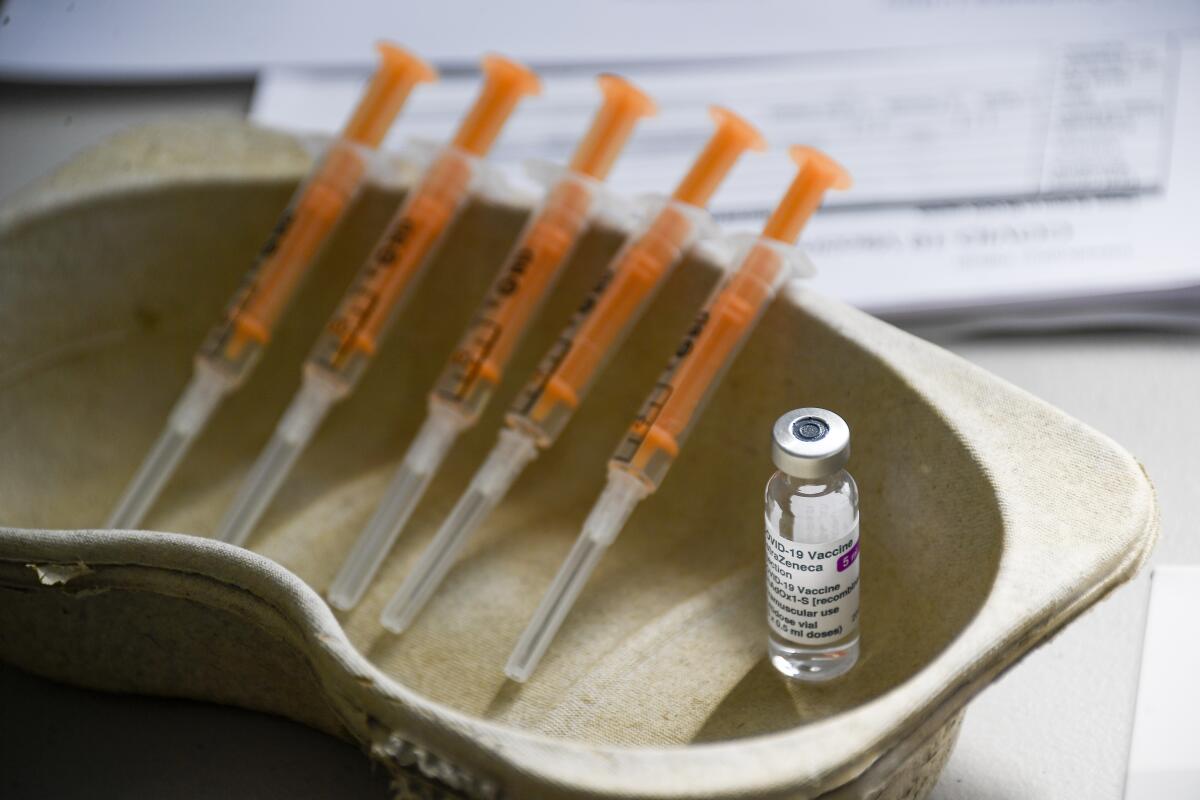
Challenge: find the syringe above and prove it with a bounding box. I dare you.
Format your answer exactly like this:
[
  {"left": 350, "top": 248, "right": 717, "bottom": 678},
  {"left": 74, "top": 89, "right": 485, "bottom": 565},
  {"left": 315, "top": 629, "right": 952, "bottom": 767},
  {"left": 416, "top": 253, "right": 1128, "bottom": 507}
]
[
  {"left": 104, "top": 44, "right": 436, "bottom": 531},
  {"left": 379, "top": 108, "right": 765, "bottom": 633},
  {"left": 214, "top": 55, "right": 541, "bottom": 547},
  {"left": 327, "top": 76, "right": 657, "bottom": 610},
  {"left": 505, "top": 146, "right": 851, "bottom": 682}
]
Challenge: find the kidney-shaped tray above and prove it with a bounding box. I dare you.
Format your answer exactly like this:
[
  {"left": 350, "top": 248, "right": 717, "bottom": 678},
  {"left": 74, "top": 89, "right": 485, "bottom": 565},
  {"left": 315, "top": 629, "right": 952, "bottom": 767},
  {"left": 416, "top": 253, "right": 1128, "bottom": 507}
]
[{"left": 0, "top": 122, "right": 1157, "bottom": 799}]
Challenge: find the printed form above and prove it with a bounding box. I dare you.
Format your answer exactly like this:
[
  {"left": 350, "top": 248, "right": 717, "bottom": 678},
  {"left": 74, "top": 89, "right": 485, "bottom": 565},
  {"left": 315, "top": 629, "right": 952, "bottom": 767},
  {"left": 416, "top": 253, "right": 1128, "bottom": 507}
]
[{"left": 250, "top": 3, "right": 1200, "bottom": 329}]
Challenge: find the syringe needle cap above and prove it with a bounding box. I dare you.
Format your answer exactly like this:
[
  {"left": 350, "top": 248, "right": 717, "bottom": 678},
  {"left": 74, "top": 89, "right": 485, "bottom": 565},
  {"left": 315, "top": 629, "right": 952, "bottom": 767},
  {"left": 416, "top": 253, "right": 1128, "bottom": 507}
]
[
  {"left": 453, "top": 54, "right": 542, "bottom": 157},
  {"left": 569, "top": 74, "right": 657, "bottom": 180},
  {"left": 762, "top": 145, "right": 851, "bottom": 244},
  {"left": 344, "top": 43, "right": 438, "bottom": 147},
  {"left": 672, "top": 106, "right": 767, "bottom": 208}
]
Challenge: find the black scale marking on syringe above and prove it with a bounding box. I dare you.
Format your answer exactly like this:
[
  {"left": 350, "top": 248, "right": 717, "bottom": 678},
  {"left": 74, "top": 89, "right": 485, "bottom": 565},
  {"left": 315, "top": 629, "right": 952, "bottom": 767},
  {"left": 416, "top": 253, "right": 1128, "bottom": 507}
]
[
  {"left": 325, "top": 216, "right": 416, "bottom": 364},
  {"left": 439, "top": 243, "right": 539, "bottom": 400},
  {"left": 495, "top": 246, "right": 536, "bottom": 299},
  {"left": 612, "top": 309, "right": 710, "bottom": 463},
  {"left": 439, "top": 317, "right": 502, "bottom": 402},
  {"left": 613, "top": 382, "right": 673, "bottom": 463},
  {"left": 512, "top": 265, "right": 616, "bottom": 415},
  {"left": 202, "top": 210, "right": 296, "bottom": 356}
]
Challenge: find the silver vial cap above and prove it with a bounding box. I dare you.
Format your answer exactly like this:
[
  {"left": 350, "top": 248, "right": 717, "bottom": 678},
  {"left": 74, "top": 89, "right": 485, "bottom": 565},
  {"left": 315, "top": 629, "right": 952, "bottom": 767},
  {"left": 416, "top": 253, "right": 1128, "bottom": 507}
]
[{"left": 771, "top": 407, "right": 850, "bottom": 479}]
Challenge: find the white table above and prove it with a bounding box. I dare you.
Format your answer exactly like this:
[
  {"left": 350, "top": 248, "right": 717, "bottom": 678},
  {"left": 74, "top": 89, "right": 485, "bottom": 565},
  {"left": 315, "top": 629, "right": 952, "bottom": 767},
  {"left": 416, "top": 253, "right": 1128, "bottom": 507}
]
[{"left": 932, "top": 334, "right": 1198, "bottom": 798}]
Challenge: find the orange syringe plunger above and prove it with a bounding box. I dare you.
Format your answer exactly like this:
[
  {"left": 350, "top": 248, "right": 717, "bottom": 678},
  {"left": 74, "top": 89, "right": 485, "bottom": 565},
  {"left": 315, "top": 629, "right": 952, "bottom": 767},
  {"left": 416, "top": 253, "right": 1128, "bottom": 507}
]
[
  {"left": 310, "top": 55, "right": 539, "bottom": 383},
  {"left": 452, "top": 54, "right": 542, "bottom": 157},
  {"left": 207, "top": 44, "right": 437, "bottom": 372},
  {"left": 510, "top": 107, "right": 765, "bottom": 445},
  {"left": 672, "top": 106, "right": 768, "bottom": 207},
  {"left": 434, "top": 75, "right": 655, "bottom": 420},
  {"left": 762, "top": 145, "right": 853, "bottom": 245},
  {"left": 569, "top": 74, "right": 657, "bottom": 180},
  {"left": 344, "top": 42, "right": 439, "bottom": 147},
  {"left": 615, "top": 145, "right": 851, "bottom": 489}
]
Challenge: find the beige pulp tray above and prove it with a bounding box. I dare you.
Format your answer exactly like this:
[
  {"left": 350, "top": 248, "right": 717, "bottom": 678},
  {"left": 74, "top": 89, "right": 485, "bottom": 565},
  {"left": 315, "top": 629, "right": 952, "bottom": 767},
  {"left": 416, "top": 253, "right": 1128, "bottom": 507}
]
[{"left": 0, "top": 122, "right": 1157, "bottom": 799}]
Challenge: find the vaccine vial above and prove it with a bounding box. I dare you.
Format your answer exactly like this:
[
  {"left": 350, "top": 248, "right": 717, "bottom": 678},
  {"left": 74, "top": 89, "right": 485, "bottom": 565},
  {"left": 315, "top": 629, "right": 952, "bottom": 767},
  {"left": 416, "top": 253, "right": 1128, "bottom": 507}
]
[{"left": 765, "top": 407, "right": 860, "bottom": 681}]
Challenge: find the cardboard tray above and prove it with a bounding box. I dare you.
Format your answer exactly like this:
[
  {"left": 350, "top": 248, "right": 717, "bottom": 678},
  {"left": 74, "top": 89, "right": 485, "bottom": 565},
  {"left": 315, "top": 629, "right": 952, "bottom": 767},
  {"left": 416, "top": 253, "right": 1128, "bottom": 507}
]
[{"left": 0, "top": 121, "right": 1158, "bottom": 798}]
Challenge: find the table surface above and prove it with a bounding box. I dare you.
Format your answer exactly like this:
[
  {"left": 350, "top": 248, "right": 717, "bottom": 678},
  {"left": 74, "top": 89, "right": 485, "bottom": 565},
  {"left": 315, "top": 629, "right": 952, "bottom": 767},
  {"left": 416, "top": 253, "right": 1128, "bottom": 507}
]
[{"left": 1, "top": 81, "right": 1196, "bottom": 800}]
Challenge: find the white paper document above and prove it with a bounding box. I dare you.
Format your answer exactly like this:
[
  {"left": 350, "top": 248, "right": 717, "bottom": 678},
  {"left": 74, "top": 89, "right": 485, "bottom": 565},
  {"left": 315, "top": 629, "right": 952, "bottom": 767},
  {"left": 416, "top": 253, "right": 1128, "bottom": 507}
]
[
  {"left": 1124, "top": 567, "right": 1200, "bottom": 800},
  {"left": 248, "top": 5, "right": 1200, "bottom": 329}
]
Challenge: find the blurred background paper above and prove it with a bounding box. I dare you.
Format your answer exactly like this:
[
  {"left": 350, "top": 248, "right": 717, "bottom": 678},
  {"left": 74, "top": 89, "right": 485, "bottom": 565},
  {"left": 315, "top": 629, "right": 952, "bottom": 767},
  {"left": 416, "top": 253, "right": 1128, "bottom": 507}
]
[
  {"left": 1, "top": 0, "right": 1195, "bottom": 79},
  {"left": 3, "top": 0, "right": 1199, "bottom": 331},
  {"left": 252, "top": 41, "right": 1200, "bottom": 332}
]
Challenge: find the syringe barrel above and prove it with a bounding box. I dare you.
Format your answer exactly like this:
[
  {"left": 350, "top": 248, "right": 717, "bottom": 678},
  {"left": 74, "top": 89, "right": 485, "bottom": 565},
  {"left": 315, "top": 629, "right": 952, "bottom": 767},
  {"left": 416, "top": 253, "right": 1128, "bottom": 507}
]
[
  {"left": 307, "top": 146, "right": 477, "bottom": 389},
  {"left": 506, "top": 199, "right": 709, "bottom": 446},
  {"left": 431, "top": 171, "right": 598, "bottom": 423},
  {"left": 611, "top": 238, "right": 793, "bottom": 489},
  {"left": 198, "top": 138, "right": 372, "bottom": 385}
]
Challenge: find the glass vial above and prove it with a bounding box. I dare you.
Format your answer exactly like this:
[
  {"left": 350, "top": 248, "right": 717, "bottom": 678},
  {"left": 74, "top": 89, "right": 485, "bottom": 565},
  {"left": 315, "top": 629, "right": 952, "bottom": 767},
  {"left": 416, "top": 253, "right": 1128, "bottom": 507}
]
[{"left": 765, "top": 407, "right": 860, "bottom": 681}]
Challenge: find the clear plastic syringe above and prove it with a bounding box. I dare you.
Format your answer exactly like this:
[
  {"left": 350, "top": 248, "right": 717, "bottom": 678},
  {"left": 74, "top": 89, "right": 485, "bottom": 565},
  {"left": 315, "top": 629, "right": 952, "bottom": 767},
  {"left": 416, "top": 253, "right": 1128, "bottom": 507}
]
[
  {"left": 379, "top": 108, "right": 766, "bottom": 633},
  {"left": 104, "top": 44, "right": 436, "bottom": 531},
  {"left": 327, "top": 75, "right": 657, "bottom": 610},
  {"left": 214, "top": 55, "right": 541, "bottom": 547},
  {"left": 505, "top": 146, "right": 851, "bottom": 681}
]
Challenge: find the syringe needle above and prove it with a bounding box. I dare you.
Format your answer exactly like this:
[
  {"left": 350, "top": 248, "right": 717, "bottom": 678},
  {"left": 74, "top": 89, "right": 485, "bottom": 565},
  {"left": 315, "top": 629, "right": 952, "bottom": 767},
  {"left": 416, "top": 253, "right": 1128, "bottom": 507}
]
[
  {"left": 505, "top": 535, "right": 606, "bottom": 683},
  {"left": 327, "top": 406, "right": 463, "bottom": 609},
  {"left": 378, "top": 485, "right": 494, "bottom": 632},
  {"left": 216, "top": 375, "right": 339, "bottom": 546},
  {"left": 217, "top": 433, "right": 304, "bottom": 547},
  {"left": 505, "top": 470, "right": 646, "bottom": 682},
  {"left": 380, "top": 428, "right": 536, "bottom": 630},
  {"left": 106, "top": 428, "right": 192, "bottom": 531},
  {"left": 106, "top": 366, "right": 228, "bottom": 529}
]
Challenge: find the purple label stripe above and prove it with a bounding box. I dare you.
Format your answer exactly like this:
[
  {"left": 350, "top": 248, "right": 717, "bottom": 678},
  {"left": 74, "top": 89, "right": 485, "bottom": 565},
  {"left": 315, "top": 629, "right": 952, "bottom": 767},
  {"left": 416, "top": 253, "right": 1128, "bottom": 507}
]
[{"left": 837, "top": 540, "right": 859, "bottom": 572}]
